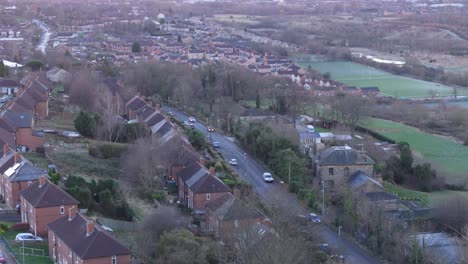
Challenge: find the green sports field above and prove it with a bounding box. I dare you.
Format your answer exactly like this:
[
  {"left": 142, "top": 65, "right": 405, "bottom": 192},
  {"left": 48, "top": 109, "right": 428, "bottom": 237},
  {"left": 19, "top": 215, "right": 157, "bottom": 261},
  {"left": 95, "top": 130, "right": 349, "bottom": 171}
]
[
  {"left": 361, "top": 118, "right": 468, "bottom": 184},
  {"left": 296, "top": 56, "right": 467, "bottom": 98}
]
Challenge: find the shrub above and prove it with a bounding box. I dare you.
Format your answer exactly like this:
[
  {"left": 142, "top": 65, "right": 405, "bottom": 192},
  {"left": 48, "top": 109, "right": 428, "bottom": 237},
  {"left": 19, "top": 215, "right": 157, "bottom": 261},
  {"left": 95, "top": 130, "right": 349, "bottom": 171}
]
[
  {"left": 214, "top": 161, "right": 223, "bottom": 172},
  {"left": 152, "top": 191, "right": 166, "bottom": 202},
  {"left": 74, "top": 111, "right": 96, "bottom": 138}
]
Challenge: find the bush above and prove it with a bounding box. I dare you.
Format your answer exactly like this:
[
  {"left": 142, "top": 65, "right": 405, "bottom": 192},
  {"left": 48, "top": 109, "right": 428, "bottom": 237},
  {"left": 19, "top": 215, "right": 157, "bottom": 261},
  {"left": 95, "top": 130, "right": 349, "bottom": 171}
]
[
  {"left": 152, "top": 191, "right": 166, "bottom": 202},
  {"left": 74, "top": 111, "right": 96, "bottom": 138},
  {"left": 89, "top": 143, "right": 128, "bottom": 159},
  {"left": 214, "top": 161, "right": 223, "bottom": 172},
  {"left": 289, "top": 181, "right": 301, "bottom": 193}
]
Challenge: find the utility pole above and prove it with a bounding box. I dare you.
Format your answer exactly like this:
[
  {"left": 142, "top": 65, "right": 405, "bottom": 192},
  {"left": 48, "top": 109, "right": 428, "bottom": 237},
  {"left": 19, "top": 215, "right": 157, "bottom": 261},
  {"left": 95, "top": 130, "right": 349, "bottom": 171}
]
[
  {"left": 322, "top": 179, "right": 325, "bottom": 216},
  {"left": 288, "top": 161, "right": 291, "bottom": 184}
]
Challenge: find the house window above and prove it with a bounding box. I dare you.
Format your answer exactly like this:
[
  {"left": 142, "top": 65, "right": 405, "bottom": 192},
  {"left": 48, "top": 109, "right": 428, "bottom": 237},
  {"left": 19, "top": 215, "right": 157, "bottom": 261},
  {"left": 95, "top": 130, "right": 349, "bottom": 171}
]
[
  {"left": 344, "top": 167, "right": 350, "bottom": 177},
  {"left": 234, "top": 220, "right": 239, "bottom": 228},
  {"left": 69, "top": 248, "right": 72, "bottom": 258},
  {"left": 207, "top": 193, "right": 211, "bottom": 200},
  {"left": 28, "top": 181, "right": 32, "bottom": 186},
  {"left": 328, "top": 167, "right": 334, "bottom": 176},
  {"left": 112, "top": 255, "right": 117, "bottom": 264},
  {"left": 60, "top": 206, "right": 65, "bottom": 214}
]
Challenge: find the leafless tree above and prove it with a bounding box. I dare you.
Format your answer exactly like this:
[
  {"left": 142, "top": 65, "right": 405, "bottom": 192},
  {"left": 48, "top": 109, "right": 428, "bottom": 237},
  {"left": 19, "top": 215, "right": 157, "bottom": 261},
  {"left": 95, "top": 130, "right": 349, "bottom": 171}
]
[
  {"left": 332, "top": 93, "right": 372, "bottom": 134},
  {"left": 95, "top": 83, "right": 125, "bottom": 142},
  {"left": 69, "top": 70, "right": 97, "bottom": 110},
  {"left": 434, "top": 195, "right": 468, "bottom": 234}
]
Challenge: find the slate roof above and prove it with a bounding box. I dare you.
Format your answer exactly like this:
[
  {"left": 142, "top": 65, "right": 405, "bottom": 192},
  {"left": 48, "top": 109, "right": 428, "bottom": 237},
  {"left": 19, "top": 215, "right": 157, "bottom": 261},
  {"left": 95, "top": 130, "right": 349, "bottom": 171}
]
[
  {"left": 0, "top": 150, "right": 15, "bottom": 174},
  {"left": 0, "top": 79, "right": 20, "bottom": 87},
  {"left": 20, "top": 180, "right": 79, "bottom": 208},
  {"left": 137, "top": 105, "right": 156, "bottom": 120},
  {"left": 6, "top": 159, "right": 46, "bottom": 182},
  {"left": 146, "top": 113, "right": 165, "bottom": 127},
  {"left": 318, "top": 146, "right": 375, "bottom": 166},
  {"left": 3, "top": 111, "right": 32, "bottom": 128},
  {"left": 348, "top": 171, "right": 382, "bottom": 189},
  {"left": 47, "top": 213, "right": 131, "bottom": 259},
  {"left": 155, "top": 122, "right": 173, "bottom": 137},
  {"left": 189, "top": 173, "right": 231, "bottom": 194},
  {"left": 176, "top": 162, "right": 203, "bottom": 182},
  {"left": 366, "top": 192, "right": 398, "bottom": 201},
  {"left": 126, "top": 96, "right": 146, "bottom": 111},
  {"left": 206, "top": 193, "right": 263, "bottom": 221}
]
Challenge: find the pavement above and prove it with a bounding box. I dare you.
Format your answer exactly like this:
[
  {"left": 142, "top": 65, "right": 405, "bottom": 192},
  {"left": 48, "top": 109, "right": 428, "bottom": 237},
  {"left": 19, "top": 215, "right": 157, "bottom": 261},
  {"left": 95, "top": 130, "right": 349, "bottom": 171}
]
[
  {"left": 0, "top": 240, "right": 17, "bottom": 264},
  {"left": 165, "top": 106, "right": 380, "bottom": 264}
]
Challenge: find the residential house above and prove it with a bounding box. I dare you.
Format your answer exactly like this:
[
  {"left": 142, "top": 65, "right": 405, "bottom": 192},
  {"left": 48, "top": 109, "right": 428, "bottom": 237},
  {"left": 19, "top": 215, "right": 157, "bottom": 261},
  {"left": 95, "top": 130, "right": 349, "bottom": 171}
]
[
  {"left": 360, "top": 87, "right": 380, "bottom": 96},
  {"left": 365, "top": 192, "right": 398, "bottom": 211},
  {"left": 0, "top": 154, "right": 47, "bottom": 209},
  {"left": 46, "top": 67, "right": 72, "bottom": 84},
  {"left": 9, "top": 82, "right": 49, "bottom": 118},
  {"left": 0, "top": 79, "right": 20, "bottom": 95},
  {"left": 176, "top": 162, "right": 231, "bottom": 212},
  {"left": 348, "top": 171, "right": 383, "bottom": 194},
  {"left": 125, "top": 95, "right": 146, "bottom": 120},
  {"left": 299, "top": 131, "right": 321, "bottom": 155},
  {"left": 315, "top": 146, "right": 375, "bottom": 189},
  {"left": 48, "top": 209, "right": 131, "bottom": 264},
  {"left": 205, "top": 193, "right": 263, "bottom": 241},
  {"left": 0, "top": 111, "right": 44, "bottom": 150},
  {"left": 20, "top": 176, "right": 79, "bottom": 236}
]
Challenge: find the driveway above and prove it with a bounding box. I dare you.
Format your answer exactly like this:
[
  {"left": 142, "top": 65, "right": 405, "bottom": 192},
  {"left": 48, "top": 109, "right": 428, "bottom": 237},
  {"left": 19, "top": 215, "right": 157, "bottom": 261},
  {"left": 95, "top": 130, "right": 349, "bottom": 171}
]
[{"left": 165, "top": 106, "right": 380, "bottom": 264}]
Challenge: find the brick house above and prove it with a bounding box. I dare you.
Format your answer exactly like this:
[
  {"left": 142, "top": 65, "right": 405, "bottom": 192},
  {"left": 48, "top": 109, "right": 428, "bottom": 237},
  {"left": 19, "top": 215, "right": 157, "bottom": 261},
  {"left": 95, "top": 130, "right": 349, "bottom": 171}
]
[
  {"left": 0, "top": 79, "right": 20, "bottom": 95},
  {"left": 315, "top": 146, "right": 375, "bottom": 190},
  {"left": 176, "top": 162, "right": 231, "bottom": 211},
  {"left": 0, "top": 111, "right": 44, "bottom": 151},
  {"left": 48, "top": 209, "right": 131, "bottom": 264},
  {"left": 205, "top": 193, "right": 263, "bottom": 242},
  {"left": 0, "top": 155, "right": 47, "bottom": 209},
  {"left": 20, "top": 177, "right": 79, "bottom": 236}
]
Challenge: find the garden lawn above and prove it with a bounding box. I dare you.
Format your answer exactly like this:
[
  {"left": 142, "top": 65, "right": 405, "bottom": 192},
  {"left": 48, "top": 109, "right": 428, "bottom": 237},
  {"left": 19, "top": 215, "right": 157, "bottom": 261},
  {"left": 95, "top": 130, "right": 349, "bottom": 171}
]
[
  {"left": 383, "top": 182, "right": 430, "bottom": 205},
  {"left": 361, "top": 118, "right": 468, "bottom": 184},
  {"left": 295, "top": 56, "right": 467, "bottom": 98}
]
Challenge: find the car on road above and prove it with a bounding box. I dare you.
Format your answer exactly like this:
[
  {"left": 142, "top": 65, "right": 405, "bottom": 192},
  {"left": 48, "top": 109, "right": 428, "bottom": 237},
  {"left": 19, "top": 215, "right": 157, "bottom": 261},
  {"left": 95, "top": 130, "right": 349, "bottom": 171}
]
[
  {"left": 189, "top": 124, "right": 195, "bottom": 129},
  {"left": 188, "top": 117, "right": 196, "bottom": 122},
  {"left": 228, "top": 159, "right": 238, "bottom": 166},
  {"left": 207, "top": 126, "right": 214, "bottom": 132},
  {"left": 15, "top": 233, "right": 43, "bottom": 242},
  {"left": 0, "top": 251, "right": 6, "bottom": 264},
  {"left": 309, "top": 213, "right": 321, "bottom": 223},
  {"left": 213, "top": 141, "right": 220, "bottom": 148},
  {"left": 262, "top": 172, "right": 274, "bottom": 183}
]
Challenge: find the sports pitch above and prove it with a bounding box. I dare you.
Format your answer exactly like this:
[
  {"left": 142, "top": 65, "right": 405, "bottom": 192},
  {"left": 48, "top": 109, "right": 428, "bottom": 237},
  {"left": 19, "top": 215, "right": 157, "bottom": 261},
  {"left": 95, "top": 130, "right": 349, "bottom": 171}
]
[{"left": 297, "top": 58, "right": 467, "bottom": 98}]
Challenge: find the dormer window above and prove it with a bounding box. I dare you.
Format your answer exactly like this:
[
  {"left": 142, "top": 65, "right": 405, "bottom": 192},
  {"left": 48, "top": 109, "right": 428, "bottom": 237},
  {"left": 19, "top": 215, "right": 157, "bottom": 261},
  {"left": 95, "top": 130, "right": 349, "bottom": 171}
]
[{"left": 60, "top": 206, "right": 64, "bottom": 214}]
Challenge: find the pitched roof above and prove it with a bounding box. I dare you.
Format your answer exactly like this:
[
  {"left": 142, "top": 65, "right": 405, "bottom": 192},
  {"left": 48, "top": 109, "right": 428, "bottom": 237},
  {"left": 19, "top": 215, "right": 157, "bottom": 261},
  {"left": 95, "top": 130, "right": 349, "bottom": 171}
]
[
  {"left": 5, "top": 159, "right": 46, "bottom": 182},
  {"left": 20, "top": 180, "right": 79, "bottom": 208},
  {"left": 366, "top": 192, "right": 398, "bottom": 201},
  {"left": 0, "top": 150, "right": 15, "bottom": 174},
  {"left": 189, "top": 173, "right": 231, "bottom": 194},
  {"left": 47, "top": 214, "right": 131, "bottom": 259},
  {"left": 318, "top": 146, "right": 375, "bottom": 166},
  {"left": 177, "top": 162, "right": 204, "bottom": 182},
  {"left": 3, "top": 111, "right": 33, "bottom": 128},
  {"left": 126, "top": 96, "right": 146, "bottom": 111},
  {"left": 146, "top": 113, "right": 165, "bottom": 127},
  {"left": 0, "top": 79, "right": 20, "bottom": 87},
  {"left": 206, "top": 193, "right": 263, "bottom": 221},
  {"left": 348, "top": 171, "right": 382, "bottom": 189},
  {"left": 137, "top": 105, "right": 156, "bottom": 120}
]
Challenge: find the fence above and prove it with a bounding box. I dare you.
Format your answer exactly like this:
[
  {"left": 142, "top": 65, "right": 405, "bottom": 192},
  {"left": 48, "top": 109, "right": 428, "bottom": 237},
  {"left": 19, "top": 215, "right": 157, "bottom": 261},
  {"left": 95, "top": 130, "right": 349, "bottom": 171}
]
[{"left": 0, "top": 235, "right": 50, "bottom": 264}]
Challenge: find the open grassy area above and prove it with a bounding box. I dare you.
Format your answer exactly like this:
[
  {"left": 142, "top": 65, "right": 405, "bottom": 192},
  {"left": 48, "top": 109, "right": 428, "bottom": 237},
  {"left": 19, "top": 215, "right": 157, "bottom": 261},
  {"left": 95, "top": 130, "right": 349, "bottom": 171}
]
[
  {"left": 48, "top": 152, "right": 120, "bottom": 180},
  {"left": 362, "top": 118, "right": 468, "bottom": 184},
  {"left": 430, "top": 190, "right": 468, "bottom": 203},
  {"left": 383, "top": 181, "right": 430, "bottom": 205},
  {"left": 295, "top": 56, "right": 467, "bottom": 98},
  {"left": 22, "top": 152, "right": 49, "bottom": 170}
]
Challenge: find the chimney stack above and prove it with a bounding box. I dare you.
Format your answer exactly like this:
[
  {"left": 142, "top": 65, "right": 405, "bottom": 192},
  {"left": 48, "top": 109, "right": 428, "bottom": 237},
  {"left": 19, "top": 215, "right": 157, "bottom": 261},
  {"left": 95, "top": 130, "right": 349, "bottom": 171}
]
[
  {"left": 2, "top": 144, "right": 9, "bottom": 157},
  {"left": 68, "top": 207, "right": 76, "bottom": 221},
  {"left": 86, "top": 221, "right": 95, "bottom": 236},
  {"left": 209, "top": 166, "right": 215, "bottom": 175},
  {"left": 39, "top": 176, "right": 47, "bottom": 188},
  {"left": 14, "top": 153, "right": 21, "bottom": 164}
]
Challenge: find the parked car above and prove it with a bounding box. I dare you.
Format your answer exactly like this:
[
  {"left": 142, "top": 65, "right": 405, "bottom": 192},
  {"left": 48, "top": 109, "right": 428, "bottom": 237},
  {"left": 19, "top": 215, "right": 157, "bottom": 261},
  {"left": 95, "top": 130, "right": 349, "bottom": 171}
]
[
  {"left": 228, "top": 159, "right": 238, "bottom": 166},
  {"left": 0, "top": 251, "right": 6, "bottom": 264},
  {"left": 213, "top": 142, "right": 220, "bottom": 148},
  {"left": 189, "top": 124, "right": 195, "bottom": 129},
  {"left": 189, "top": 117, "right": 196, "bottom": 122},
  {"left": 168, "top": 111, "right": 174, "bottom": 116},
  {"left": 15, "top": 233, "right": 43, "bottom": 242},
  {"left": 207, "top": 126, "right": 214, "bottom": 132},
  {"left": 263, "top": 172, "right": 274, "bottom": 183},
  {"left": 309, "top": 213, "right": 321, "bottom": 223}
]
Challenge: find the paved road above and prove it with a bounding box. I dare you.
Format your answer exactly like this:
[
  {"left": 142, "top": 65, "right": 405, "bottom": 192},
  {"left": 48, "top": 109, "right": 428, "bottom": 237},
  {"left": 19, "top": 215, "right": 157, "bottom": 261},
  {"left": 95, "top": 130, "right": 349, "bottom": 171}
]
[{"left": 164, "top": 106, "right": 380, "bottom": 264}]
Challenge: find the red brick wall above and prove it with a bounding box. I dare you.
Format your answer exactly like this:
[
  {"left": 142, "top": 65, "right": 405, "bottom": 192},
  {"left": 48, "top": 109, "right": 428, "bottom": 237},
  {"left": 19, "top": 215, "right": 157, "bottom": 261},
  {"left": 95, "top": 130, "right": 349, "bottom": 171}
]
[
  {"left": 35, "top": 101, "right": 48, "bottom": 118},
  {"left": 16, "top": 128, "right": 44, "bottom": 151},
  {"left": 48, "top": 230, "right": 131, "bottom": 264},
  {"left": 21, "top": 199, "right": 78, "bottom": 236},
  {"left": 191, "top": 191, "right": 230, "bottom": 211},
  {"left": 5, "top": 180, "right": 38, "bottom": 209}
]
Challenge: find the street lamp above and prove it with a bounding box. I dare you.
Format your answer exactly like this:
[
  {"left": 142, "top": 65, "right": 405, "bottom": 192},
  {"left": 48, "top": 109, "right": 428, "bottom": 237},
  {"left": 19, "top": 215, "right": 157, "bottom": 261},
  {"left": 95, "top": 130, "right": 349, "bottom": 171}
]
[{"left": 338, "top": 226, "right": 342, "bottom": 238}]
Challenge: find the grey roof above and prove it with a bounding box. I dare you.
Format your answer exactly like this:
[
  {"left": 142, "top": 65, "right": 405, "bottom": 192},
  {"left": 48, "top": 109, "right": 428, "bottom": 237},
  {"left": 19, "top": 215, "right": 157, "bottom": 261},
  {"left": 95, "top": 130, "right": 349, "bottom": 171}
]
[
  {"left": 189, "top": 173, "right": 231, "bottom": 194},
  {"left": 0, "top": 79, "right": 20, "bottom": 87},
  {"left": 348, "top": 171, "right": 382, "bottom": 189},
  {"left": 154, "top": 122, "right": 173, "bottom": 137},
  {"left": 318, "top": 146, "right": 375, "bottom": 166},
  {"left": 7, "top": 159, "right": 46, "bottom": 182},
  {"left": 47, "top": 213, "right": 130, "bottom": 259},
  {"left": 206, "top": 193, "right": 263, "bottom": 221},
  {"left": 3, "top": 111, "right": 32, "bottom": 128},
  {"left": 366, "top": 192, "right": 398, "bottom": 201}
]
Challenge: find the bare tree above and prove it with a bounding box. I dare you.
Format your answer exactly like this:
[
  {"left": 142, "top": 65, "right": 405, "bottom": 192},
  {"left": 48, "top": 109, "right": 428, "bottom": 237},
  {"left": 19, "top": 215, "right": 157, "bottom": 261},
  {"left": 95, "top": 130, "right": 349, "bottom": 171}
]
[
  {"left": 434, "top": 195, "right": 468, "bottom": 234},
  {"left": 69, "top": 70, "right": 97, "bottom": 110},
  {"left": 95, "top": 83, "right": 125, "bottom": 142},
  {"left": 332, "top": 93, "right": 372, "bottom": 134}
]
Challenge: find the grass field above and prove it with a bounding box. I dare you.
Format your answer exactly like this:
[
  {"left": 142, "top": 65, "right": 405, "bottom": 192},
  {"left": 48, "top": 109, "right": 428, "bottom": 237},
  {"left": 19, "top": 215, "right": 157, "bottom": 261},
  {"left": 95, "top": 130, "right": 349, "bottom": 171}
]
[
  {"left": 362, "top": 118, "right": 468, "bottom": 184},
  {"left": 296, "top": 56, "right": 466, "bottom": 98},
  {"left": 384, "top": 182, "right": 430, "bottom": 204}
]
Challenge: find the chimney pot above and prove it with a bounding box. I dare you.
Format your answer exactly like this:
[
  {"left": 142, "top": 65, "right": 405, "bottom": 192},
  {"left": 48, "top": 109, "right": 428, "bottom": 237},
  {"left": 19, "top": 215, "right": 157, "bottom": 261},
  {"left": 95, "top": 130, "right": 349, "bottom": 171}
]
[
  {"left": 86, "top": 221, "right": 95, "bottom": 236},
  {"left": 39, "top": 176, "right": 47, "bottom": 187},
  {"left": 68, "top": 207, "right": 76, "bottom": 221}
]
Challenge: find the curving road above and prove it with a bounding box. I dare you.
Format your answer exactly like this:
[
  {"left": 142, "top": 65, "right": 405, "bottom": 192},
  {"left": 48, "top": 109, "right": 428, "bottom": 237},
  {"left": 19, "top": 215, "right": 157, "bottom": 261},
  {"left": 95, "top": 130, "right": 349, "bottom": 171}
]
[{"left": 164, "top": 106, "right": 380, "bottom": 264}]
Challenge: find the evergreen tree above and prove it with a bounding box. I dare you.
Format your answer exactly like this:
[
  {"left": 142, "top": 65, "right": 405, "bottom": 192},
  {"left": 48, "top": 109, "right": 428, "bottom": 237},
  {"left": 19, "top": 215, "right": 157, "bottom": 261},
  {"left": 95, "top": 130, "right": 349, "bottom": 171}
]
[{"left": 74, "top": 111, "right": 96, "bottom": 138}]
